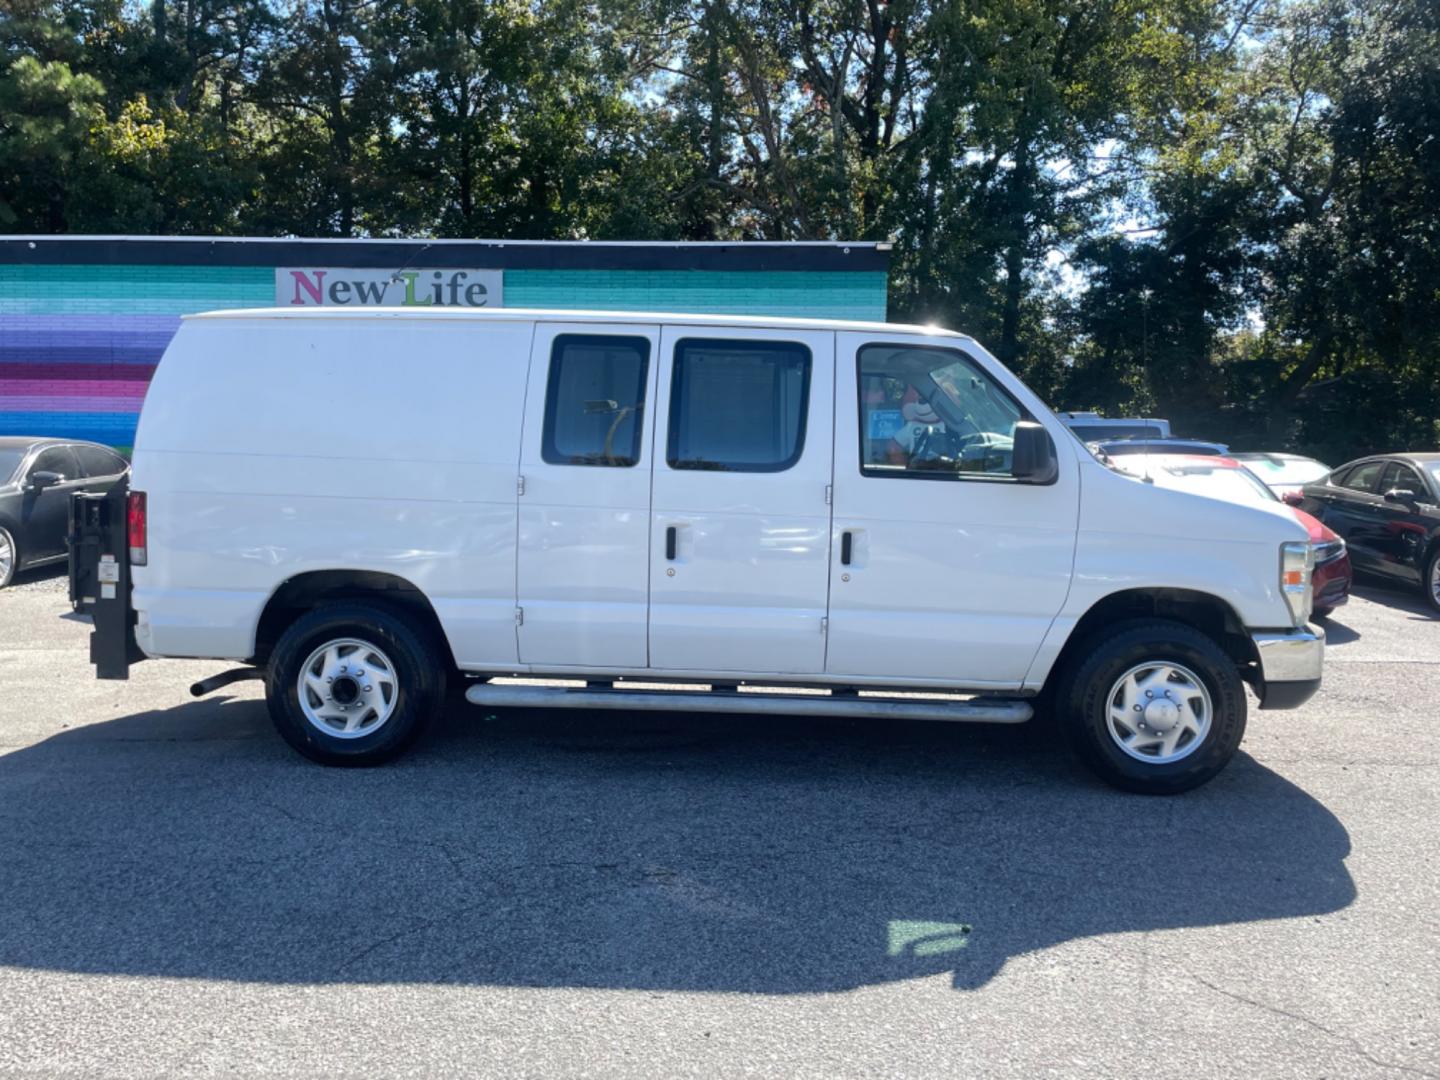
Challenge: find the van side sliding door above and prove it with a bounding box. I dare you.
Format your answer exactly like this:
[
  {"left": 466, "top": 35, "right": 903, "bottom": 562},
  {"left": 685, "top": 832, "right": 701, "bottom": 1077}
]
[
  {"left": 516, "top": 322, "right": 662, "bottom": 668},
  {"left": 648, "top": 326, "right": 836, "bottom": 675}
]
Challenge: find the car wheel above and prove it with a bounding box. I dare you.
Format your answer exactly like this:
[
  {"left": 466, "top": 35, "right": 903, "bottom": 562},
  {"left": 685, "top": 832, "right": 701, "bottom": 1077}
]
[
  {"left": 1054, "top": 619, "right": 1247, "bottom": 795},
  {"left": 265, "top": 601, "right": 447, "bottom": 766},
  {"left": 0, "top": 527, "right": 16, "bottom": 589},
  {"left": 1425, "top": 548, "right": 1440, "bottom": 616},
  {"left": 1313, "top": 605, "right": 1334, "bottom": 620}
]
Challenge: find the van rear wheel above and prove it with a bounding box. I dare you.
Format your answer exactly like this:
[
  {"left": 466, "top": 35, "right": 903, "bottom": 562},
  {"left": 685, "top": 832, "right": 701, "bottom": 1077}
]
[
  {"left": 265, "top": 602, "right": 446, "bottom": 765},
  {"left": 1054, "top": 619, "right": 1246, "bottom": 795}
]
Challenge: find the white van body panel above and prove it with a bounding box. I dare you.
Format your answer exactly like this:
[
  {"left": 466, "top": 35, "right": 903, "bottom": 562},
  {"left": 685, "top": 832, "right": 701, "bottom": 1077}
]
[
  {"left": 131, "top": 316, "right": 530, "bottom": 665},
  {"left": 1021, "top": 457, "right": 1309, "bottom": 689},
  {"left": 128, "top": 307, "right": 1308, "bottom": 696}
]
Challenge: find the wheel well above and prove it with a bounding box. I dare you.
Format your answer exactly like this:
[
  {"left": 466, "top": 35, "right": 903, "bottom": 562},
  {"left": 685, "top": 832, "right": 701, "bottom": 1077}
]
[
  {"left": 251, "top": 570, "right": 456, "bottom": 670},
  {"left": 1047, "top": 589, "right": 1259, "bottom": 690}
]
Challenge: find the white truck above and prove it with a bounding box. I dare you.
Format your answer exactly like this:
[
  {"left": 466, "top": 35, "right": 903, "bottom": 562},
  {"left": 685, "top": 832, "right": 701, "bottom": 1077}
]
[{"left": 70, "top": 308, "right": 1324, "bottom": 794}]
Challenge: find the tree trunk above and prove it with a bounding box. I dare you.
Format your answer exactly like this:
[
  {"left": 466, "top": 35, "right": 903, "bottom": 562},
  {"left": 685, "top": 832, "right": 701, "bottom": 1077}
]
[
  {"left": 999, "top": 145, "right": 1033, "bottom": 367},
  {"left": 458, "top": 84, "right": 473, "bottom": 231},
  {"left": 1265, "top": 329, "right": 1335, "bottom": 443}
]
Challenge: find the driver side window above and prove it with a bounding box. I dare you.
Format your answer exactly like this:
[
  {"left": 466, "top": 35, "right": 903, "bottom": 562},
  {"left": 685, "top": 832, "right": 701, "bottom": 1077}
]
[
  {"left": 29, "top": 446, "right": 79, "bottom": 484},
  {"left": 858, "top": 344, "right": 1023, "bottom": 480}
]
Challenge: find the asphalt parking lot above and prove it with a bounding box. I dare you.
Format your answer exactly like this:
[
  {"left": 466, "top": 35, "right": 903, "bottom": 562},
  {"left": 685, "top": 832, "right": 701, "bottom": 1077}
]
[{"left": 1, "top": 569, "right": 1437, "bottom": 1079}]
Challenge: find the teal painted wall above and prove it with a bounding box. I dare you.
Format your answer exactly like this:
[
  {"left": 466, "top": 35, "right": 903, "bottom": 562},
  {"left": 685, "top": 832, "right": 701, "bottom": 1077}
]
[
  {"left": 0, "top": 264, "right": 273, "bottom": 315},
  {"left": 506, "top": 269, "right": 889, "bottom": 321}
]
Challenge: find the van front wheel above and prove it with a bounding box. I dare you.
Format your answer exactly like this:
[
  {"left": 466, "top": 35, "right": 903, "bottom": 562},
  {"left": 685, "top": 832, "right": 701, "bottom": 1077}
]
[
  {"left": 1054, "top": 619, "right": 1247, "bottom": 795},
  {"left": 265, "top": 602, "right": 446, "bottom": 765}
]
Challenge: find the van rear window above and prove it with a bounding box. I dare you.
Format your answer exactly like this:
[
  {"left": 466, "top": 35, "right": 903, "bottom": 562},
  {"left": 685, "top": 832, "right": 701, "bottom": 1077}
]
[{"left": 542, "top": 335, "right": 651, "bottom": 467}]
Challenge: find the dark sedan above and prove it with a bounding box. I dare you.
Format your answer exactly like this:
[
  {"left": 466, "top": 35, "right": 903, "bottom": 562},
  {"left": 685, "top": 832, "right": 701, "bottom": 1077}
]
[
  {"left": 1294, "top": 453, "right": 1440, "bottom": 613},
  {"left": 0, "top": 438, "right": 130, "bottom": 588}
]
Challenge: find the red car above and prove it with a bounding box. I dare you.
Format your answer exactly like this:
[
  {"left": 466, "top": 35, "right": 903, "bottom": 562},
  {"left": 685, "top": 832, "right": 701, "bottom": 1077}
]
[{"left": 1109, "top": 454, "right": 1352, "bottom": 618}]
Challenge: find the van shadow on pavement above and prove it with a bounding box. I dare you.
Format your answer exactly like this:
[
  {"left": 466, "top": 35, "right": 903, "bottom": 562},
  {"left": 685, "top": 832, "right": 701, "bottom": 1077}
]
[{"left": 0, "top": 697, "right": 1354, "bottom": 993}]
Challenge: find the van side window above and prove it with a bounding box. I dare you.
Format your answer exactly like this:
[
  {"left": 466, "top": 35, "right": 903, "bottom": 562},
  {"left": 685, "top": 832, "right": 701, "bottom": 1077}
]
[
  {"left": 858, "top": 344, "right": 1023, "bottom": 479},
  {"left": 667, "top": 339, "right": 810, "bottom": 472},
  {"left": 542, "top": 335, "right": 651, "bottom": 467}
]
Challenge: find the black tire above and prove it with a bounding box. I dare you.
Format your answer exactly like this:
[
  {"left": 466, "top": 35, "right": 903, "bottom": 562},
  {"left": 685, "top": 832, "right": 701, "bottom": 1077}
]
[
  {"left": 265, "top": 601, "right": 447, "bottom": 766},
  {"left": 1424, "top": 548, "right": 1440, "bottom": 616},
  {"left": 0, "top": 527, "right": 15, "bottom": 589},
  {"left": 1053, "top": 618, "right": 1247, "bottom": 795},
  {"left": 1313, "top": 605, "right": 1334, "bottom": 620}
]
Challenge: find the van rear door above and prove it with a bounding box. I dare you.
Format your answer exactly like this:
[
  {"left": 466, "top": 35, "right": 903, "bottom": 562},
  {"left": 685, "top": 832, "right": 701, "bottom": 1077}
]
[
  {"left": 516, "top": 323, "right": 662, "bottom": 668},
  {"left": 648, "top": 326, "right": 835, "bottom": 674}
]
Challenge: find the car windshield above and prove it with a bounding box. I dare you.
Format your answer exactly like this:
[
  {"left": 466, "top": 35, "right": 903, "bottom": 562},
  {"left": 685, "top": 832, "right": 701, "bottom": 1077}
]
[
  {"left": 1123, "top": 458, "right": 1279, "bottom": 505},
  {"left": 1425, "top": 462, "right": 1440, "bottom": 491},
  {"left": 1235, "top": 455, "right": 1330, "bottom": 486},
  {"left": 0, "top": 449, "right": 26, "bottom": 483}
]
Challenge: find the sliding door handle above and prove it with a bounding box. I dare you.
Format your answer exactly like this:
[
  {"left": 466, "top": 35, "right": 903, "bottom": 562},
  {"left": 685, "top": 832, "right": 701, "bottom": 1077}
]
[
  {"left": 665, "top": 526, "right": 677, "bottom": 560},
  {"left": 841, "top": 531, "right": 853, "bottom": 566}
]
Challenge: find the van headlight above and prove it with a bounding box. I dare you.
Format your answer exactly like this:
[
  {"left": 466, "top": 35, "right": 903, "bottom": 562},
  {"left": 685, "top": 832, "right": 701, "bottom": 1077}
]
[{"left": 1280, "top": 541, "right": 1315, "bottom": 626}]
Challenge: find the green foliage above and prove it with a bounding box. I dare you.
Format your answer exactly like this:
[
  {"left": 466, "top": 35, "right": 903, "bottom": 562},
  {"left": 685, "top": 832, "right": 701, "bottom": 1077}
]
[{"left": 0, "top": 0, "right": 1436, "bottom": 457}]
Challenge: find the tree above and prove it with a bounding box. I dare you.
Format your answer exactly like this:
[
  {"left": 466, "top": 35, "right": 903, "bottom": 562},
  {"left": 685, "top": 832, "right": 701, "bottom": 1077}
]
[{"left": 0, "top": 55, "right": 104, "bottom": 229}]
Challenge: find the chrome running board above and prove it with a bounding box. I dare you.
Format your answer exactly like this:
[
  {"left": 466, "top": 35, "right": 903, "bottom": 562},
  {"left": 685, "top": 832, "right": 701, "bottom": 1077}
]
[{"left": 464, "top": 682, "right": 1032, "bottom": 724}]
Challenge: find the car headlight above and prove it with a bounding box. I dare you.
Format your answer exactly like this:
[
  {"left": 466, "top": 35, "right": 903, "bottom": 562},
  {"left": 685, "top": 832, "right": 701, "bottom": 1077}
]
[
  {"left": 1280, "top": 541, "right": 1315, "bottom": 626},
  {"left": 1314, "top": 537, "right": 1346, "bottom": 563}
]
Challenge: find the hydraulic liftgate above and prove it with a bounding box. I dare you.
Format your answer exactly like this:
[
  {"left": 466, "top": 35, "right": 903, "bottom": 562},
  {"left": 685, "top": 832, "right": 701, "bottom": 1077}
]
[{"left": 68, "top": 487, "right": 144, "bottom": 680}]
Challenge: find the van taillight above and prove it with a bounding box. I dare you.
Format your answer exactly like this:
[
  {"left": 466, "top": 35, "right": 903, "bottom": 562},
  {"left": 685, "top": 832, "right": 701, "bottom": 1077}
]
[{"left": 127, "top": 491, "right": 147, "bottom": 566}]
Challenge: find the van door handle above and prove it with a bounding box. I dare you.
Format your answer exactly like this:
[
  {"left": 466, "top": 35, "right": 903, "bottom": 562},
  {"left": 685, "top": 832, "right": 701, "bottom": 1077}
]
[
  {"left": 841, "top": 531, "right": 853, "bottom": 566},
  {"left": 665, "top": 526, "right": 677, "bottom": 560}
]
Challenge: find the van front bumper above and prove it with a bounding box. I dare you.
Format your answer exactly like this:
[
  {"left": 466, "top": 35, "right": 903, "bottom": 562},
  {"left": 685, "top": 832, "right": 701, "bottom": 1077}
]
[{"left": 1252, "top": 626, "right": 1325, "bottom": 710}]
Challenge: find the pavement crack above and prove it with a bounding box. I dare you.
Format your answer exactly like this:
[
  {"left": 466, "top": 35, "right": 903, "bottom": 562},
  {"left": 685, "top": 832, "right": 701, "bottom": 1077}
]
[
  {"left": 334, "top": 917, "right": 442, "bottom": 974},
  {"left": 1187, "top": 972, "right": 1438, "bottom": 1079}
]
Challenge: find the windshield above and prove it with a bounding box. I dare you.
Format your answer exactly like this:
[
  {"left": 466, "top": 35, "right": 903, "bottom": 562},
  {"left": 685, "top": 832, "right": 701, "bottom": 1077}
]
[
  {"left": 1131, "top": 459, "right": 1279, "bottom": 505},
  {"left": 928, "top": 360, "right": 1022, "bottom": 437},
  {"left": 1234, "top": 456, "right": 1330, "bottom": 486},
  {"left": 0, "top": 449, "right": 25, "bottom": 484},
  {"left": 1426, "top": 463, "right": 1440, "bottom": 492}
]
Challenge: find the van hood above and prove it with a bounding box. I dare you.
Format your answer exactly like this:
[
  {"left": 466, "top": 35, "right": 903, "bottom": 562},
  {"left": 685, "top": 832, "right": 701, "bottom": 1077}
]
[{"left": 1088, "top": 460, "right": 1310, "bottom": 545}]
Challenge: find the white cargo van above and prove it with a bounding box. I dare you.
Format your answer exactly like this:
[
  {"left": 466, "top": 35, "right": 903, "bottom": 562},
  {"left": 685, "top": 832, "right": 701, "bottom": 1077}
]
[{"left": 71, "top": 308, "right": 1324, "bottom": 793}]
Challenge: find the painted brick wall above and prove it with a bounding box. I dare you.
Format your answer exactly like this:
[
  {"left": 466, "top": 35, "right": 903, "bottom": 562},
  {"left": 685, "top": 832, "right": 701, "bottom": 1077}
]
[{"left": 0, "top": 261, "right": 888, "bottom": 449}]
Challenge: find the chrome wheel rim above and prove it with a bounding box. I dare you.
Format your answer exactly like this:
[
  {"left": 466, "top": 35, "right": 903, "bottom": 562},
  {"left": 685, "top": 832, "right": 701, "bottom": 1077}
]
[
  {"left": 1106, "top": 661, "right": 1213, "bottom": 764},
  {"left": 0, "top": 530, "right": 13, "bottom": 584},
  {"left": 297, "top": 638, "right": 398, "bottom": 739},
  {"left": 1430, "top": 557, "right": 1440, "bottom": 606}
]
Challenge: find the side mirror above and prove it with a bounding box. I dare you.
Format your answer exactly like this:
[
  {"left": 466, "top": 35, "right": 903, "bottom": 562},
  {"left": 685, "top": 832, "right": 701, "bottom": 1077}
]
[
  {"left": 1012, "top": 421, "right": 1058, "bottom": 484},
  {"left": 1281, "top": 491, "right": 1304, "bottom": 507},
  {"left": 1384, "top": 488, "right": 1418, "bottom": 505},
  {"left": 27, "top": 470, "right": 63, "bottom": 491}
]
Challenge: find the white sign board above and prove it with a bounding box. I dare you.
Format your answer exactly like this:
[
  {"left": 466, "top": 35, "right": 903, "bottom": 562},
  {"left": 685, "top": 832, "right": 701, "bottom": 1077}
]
[{"left": 276, "top": 268, "right": 503, "bottom": 308}]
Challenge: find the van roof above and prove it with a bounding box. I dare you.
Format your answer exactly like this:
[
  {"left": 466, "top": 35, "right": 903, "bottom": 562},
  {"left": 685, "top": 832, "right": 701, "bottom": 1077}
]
[{"left": 186, "top": 306, "right": 970, "bottom": 340}]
